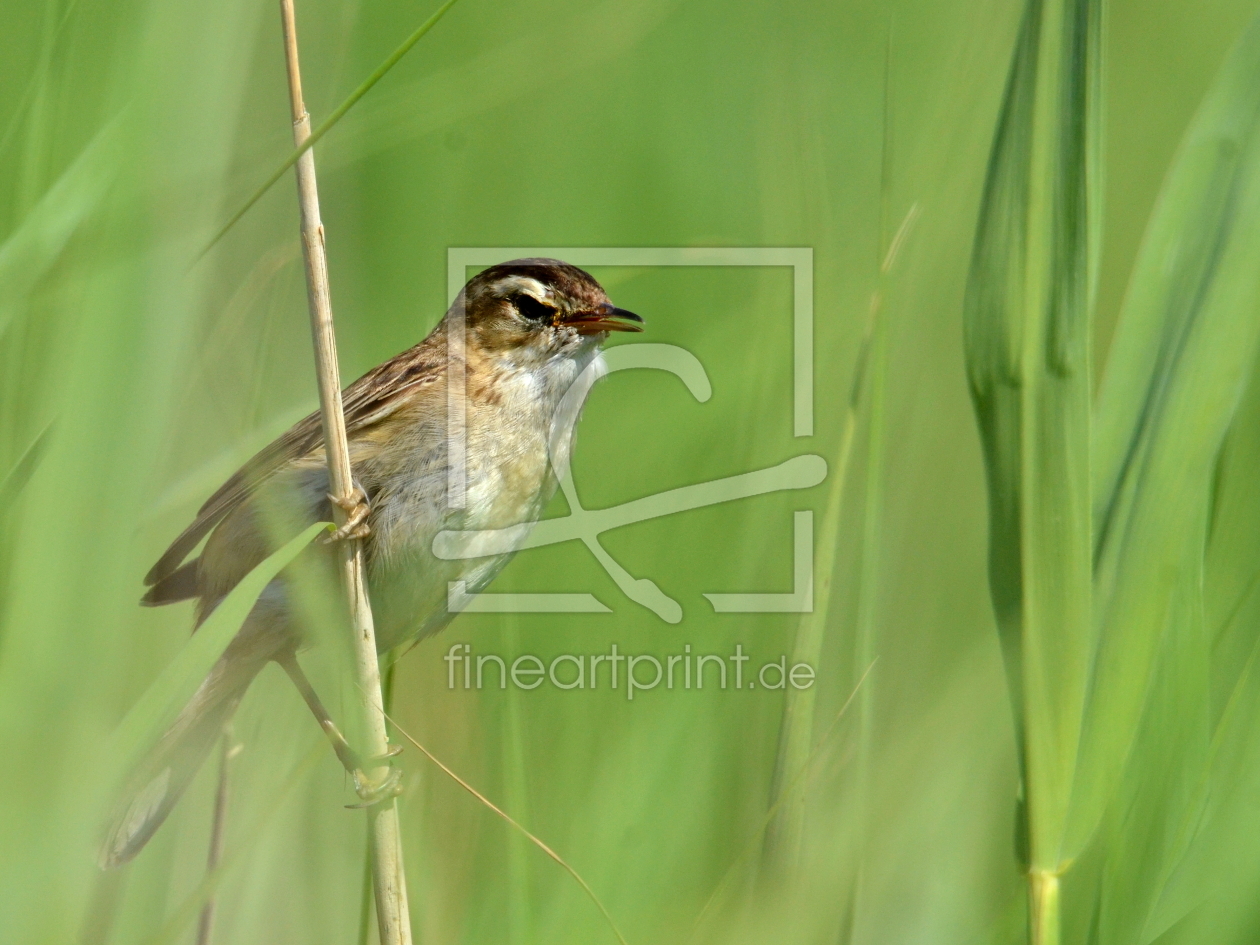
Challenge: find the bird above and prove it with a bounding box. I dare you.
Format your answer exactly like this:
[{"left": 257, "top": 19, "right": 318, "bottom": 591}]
[{"left": 100, "top": 258, "right": 643, "bottom": 869}]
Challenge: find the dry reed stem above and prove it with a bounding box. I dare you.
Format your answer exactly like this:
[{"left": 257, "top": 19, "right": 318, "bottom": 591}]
[{"left": 278, "top": 2, "right": 412, "bottom": 942}]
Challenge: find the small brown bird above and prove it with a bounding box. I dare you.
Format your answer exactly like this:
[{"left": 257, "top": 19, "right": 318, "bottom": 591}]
[{"left": 101, "top": 258, "right": 642, "bottom": 868}]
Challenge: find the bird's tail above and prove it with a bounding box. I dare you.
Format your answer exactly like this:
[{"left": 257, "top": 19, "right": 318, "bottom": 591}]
[{"left": 99, "top": 648, "right": 266, "bottom": 869}]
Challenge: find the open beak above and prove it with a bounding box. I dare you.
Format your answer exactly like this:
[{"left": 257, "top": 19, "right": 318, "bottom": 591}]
[{"left": 561, "top": 304, "right": 644, "bottom": 335}]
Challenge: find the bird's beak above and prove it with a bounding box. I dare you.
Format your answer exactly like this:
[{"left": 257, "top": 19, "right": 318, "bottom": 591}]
[{"left": 561, "top": 304, "right": 644, "bottom": 335}]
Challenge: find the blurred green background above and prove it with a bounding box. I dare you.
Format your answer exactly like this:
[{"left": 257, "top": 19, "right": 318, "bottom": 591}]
[{"left": 3, "top": 0, "right": 1260, "bottom": 943}]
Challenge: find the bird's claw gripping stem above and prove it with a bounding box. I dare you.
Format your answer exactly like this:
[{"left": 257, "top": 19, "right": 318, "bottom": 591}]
[
  {"left": 323, "top": 484, "right": 371, "bottom": 543},
  {"left": 279, "top": 654, "right": 403, "bottom": 808},
  {"left": 328, "top": 726, "right": 406, "bottom": 808},
  {"left": 345, "top": 765, "right": 405, "bottom": 809}
]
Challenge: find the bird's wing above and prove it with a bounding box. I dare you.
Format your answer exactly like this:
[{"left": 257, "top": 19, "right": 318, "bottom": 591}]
[{"left": 142, "top": 346, "right": 441, "bottom": 597}]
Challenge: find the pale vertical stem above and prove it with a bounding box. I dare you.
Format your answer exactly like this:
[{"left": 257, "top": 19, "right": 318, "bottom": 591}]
[
  {"left": 357, "top": 827, "right": 374, "bottom": 945},
  {"left": 195, "top": 725, "right": 239, "bottom": 945},
  {"left": 1019, "top": 7, "right": 1093, "bottom": 941},
  {"left": 359, "top": 660, "right": 401, "bottom": 945},
  {"left": 1029, "top": 871, "right": 1060, "bottom": 945},
  {"left": 277, "top": 3, "right": 412, "bottom": 944}
]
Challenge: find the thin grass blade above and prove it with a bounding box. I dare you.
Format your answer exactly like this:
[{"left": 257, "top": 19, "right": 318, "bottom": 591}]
[
  {"left": 1069, "top": 8, "right": 1260, "bottom": 859},
  {"left": 198, "top": 0, "right": 461, "bottom": 259},
  {"left": 0, "top": 421, "right": 54, "bottom": 518},
  {"left": 0, "top": 117, "right": 120, "bottom": 338}
]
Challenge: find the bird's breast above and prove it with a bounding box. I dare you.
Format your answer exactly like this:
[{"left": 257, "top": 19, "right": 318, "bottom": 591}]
[
  {"left": 210, "top": 333, "right": 606, "bottom": 655},
  {"left": 363, "top": 362, "right": 583, "bottom": 649}
]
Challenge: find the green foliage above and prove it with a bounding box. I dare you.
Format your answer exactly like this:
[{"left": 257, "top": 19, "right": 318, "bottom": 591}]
[
  {"left": 966, "top": 1, "right": 1260, "bottom": 942},
  {"left": 963, "top": 0, "right": 1100, "bottom": 883},
  {"left": 4, "top": 1, "right": 1260, "bottom": 944},
  {"left": 104, "top": 522, "right": 328, "bottom": 793}
]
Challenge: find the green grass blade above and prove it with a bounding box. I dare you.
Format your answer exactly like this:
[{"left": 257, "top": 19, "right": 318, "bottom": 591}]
[
  {"left": 104, "top": 521, "right": 328, "bottom": 786},
  {"left": 1068, "top": 8, "right": 1260, "bottom": 860},
  {"left": 1092, "top": 9, "right": 1260, "bottom": 526},
  {"left": 762, "top": 317, "right": 861, "bottom": 872},
  {"left": 144, "top": 740, "right": 327, "bottom": 945},
  {"left": 198, "top": 0, "right": 461, "bottom": 259},
  {"left": 0, "top": 117, "right": 120, "bottom": 338},
  {"left": 963, "top": 0, "right": 1100, "bottom": 893},
  {"left": 0, "top": 421, "right": 53, "bottom": 518},
  {"left": 1094, "top": 544, "right": 1209, "bottom": 945}
]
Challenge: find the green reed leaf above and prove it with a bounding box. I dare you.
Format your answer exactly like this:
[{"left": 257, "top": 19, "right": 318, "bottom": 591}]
[
  {"left": 104, "top": 522, "right": 328, "bottom": 786},
  {"left": 0, "top": 118, "right": 120, "bottom": 339},
  {"left": 1068, "top": 8, "right": 1260, "bottom": 861},
  {"left": 963, "top": 0, "right": 1100, "bottom": 884}
]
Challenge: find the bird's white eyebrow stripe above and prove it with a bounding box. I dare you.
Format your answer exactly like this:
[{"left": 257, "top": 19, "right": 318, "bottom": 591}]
[{"left": 489, "top": 276, "right": 551, "bottom": 300}]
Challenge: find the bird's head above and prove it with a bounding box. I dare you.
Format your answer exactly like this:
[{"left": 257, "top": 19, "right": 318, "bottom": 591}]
[{"left": 452, "top": 258, "right": 643, "bottom": 363}]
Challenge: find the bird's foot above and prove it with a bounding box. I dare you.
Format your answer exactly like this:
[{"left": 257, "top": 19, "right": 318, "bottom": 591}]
[
  {"left": 346, "top": 768, "right": 404, "bottom": 808},
  {"left": 331, "top": 738, "right": 403, "bottom": 808},
  {"left": 345, "top": 746, "right": 405, "bottom": 808},
  {"left": 323, "top": 485, "right": 371, "bottom": 543},
  {"left": 280, "top": 654, "right": 404, "bottom": 808}
]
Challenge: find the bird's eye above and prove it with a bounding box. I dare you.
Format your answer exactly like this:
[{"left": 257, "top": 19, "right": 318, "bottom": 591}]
[{"left": 513, "top": 294, "right": 555, "bottom": 322}]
